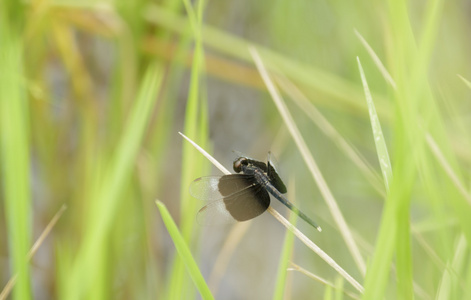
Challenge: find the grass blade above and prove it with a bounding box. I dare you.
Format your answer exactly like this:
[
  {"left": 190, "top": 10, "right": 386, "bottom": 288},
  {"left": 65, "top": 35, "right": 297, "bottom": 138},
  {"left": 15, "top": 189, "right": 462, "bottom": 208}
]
[
  {"left": 290, "top": 263, "right": 360, "bottom": 300},
  {"left": 457, "top": 75, "right": 471, "bottom": 89},
  {"left": 357, "top": 57, "right": 393, "bottom": 191},
  {"left": 357, "top": 57, "right": 398, "bottom": 299},
  {"left": 249, "top": 46, "right": 366, "bottom": 276},
  {"left": 144, "top": 4, "right": 388, "bottom": 117},
  {"left": 273, "top": 180, "right": 298, "bottom": 300},
  {"left": 61, "top": 63, "right": 163, "bottom": 299},
  {"left": 208, "top": 222, "right": 252, "bottom": 295},
  {"left": 181, "top": 133, "right": 364, "bottom": 293},
  {"left": 354, "top": 30, "right": 396, "bottom": 89},
  {"left": 267, "top": 207, "right": 364, "bottom": 293},
  {"left": 0, "top": 16, "right": 32, "bottom": 299},
  {"left": 276, "top": 76, "right": 385, "bottom": 197},
  {"left": 0, "top": 205, "right": 66, "bottom": 299},
  {"left": 156, "top": 201, "right": 214, "bottom": 300},
  {"left": 167, "top": 0, "right": 209, "bottom": 299}
]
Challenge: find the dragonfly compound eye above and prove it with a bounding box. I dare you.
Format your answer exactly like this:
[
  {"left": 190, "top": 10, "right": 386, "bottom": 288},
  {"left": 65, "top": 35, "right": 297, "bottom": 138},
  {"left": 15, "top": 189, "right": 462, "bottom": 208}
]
[{"left": 233, "top": 157, "right": 248, "bottom": 173}]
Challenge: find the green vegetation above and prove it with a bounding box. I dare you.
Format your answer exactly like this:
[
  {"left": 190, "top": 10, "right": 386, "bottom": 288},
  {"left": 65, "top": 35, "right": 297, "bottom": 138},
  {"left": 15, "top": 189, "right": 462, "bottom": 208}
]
[{"left": 1, "top": 0, "right": 470, "bottom": 299}]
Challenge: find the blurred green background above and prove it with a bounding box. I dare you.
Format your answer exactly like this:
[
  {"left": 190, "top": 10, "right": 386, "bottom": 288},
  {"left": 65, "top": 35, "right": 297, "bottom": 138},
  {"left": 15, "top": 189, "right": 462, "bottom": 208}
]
[{"left": 1, "top": 0, "right": 471, "bottom": 299}]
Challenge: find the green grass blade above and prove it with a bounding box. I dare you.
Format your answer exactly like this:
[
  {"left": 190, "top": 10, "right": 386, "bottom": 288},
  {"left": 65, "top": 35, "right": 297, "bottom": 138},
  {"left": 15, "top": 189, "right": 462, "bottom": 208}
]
[
  {"left": 61, "top": 63, "right": 163, "bottom": 299},
  {"left": 358, "top": 52, "right": 415, "bottom": 299},
  {"left": 166, "top": 0, "right": 209, "bottom": 299},
  {"left": 273, "top": 193, "right": 297, "bottom": 300},
  {"left": 276, "top": 77, "right": 385, "bottom": 197},
  {"left": 436, "top": 235, "right": 467, "bottom": 299},
  {"left": 144, "top": 4, "right": 390, "bottom": 118},
  {"left": 250, "top": 47, "right": 366, "bottom": 277},
  {"left": 0, "top": 13, "right": 32, "bottom": 300},
  {"left": 179, "top": 0, "right": 208, "bottom": 243},
  {"left": 358, "top": 57, "right": 397, "bottom": 300},
  {"left": 334, "top": 276, "right": 345, "bottom": 300},
  {"left": 457, "top": 75, "right": 471, "bottom": 90},
  {"left": 357, "top": 57, "right": 392, "bottom": 191},
  {"left": 354, "top": 30, "right": 396, "bottom": 89},
  {"left": 9, "top": 0, "right": 471, "bottom": 298},
  {"left": 156, "top": 201, "right": 214, "bottom": 300}
]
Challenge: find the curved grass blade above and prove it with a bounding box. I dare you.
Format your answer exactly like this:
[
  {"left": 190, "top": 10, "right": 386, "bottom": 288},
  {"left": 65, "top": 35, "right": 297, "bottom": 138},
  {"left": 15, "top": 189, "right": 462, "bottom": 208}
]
[
  {"left": 250, "top": 46, "right": 366, "bottom": 275},
  {"left": 181, "top": 129, "right": 364, "bottom": 294},
  {"left": 357, "top": 57, "right": 397, "bottom": 299},
  {"left": 357, "top": 57, "right": 393, "bottom": 190},
  {"left": 273, "top": 180, "right": 298, "bottom": 300},
  {"left": 61, "top": 63, "right": 163, "bottom": 299},
  {"left": 156, "top": 201, "right": 214, "bottom": 300}
]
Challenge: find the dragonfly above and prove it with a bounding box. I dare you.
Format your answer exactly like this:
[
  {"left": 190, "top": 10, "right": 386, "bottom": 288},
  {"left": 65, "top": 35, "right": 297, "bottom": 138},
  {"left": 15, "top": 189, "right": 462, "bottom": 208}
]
[{"left": 189, "top": 152, "right": 321, "bottom": 232}]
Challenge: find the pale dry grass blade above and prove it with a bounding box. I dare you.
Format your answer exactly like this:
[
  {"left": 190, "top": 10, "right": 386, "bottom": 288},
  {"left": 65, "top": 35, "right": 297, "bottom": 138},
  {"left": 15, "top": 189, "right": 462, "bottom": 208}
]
[
  {"left": 354, "top": 29, "right": 397, "bottom": 89},
  {"left": 208, "top": 221, "right": 252, "bottom": 294},
  {"left": 249, "top": 46, "right": 367, "bottom": 276},
  {"left": 268, "top": 207, "right": 364, "bottom": 293},
  {"left": 273, "top": 178, "right": 298, "bottom": 300},
  {"left": 436, "top": 235, "right": 468, "bottom": 299},
  {"left": 426, "top": 133, "right": 471, "bottom": 205},
  {"left": 180, "top": 132, "right": 364, "bottom": 292},
  {"left": 0, "top": 205, "right": 67, "bottom": 300},
  {"left": 457, "top": 75, "right": 471, "bottom": 89},
  {"left": 179, "top": 132, "right": 230, "bottom": 175},
  {"left": 275, "top": 76, "right": 385, "bottom": 197},
  {"left": 289, "top": 262, "right": 361, "bottom": 300}
]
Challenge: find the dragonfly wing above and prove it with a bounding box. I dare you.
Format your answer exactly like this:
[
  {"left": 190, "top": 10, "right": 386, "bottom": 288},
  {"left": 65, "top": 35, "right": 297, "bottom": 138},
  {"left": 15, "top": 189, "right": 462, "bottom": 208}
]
[
  {"left": 217, "top": 174, "right": 257, "bottom": 196},
  {"left": 189, "top": 176, "right": 224, "bottom": 201},
  {"left": 197, "top": 184, "right": 271, "bottom": 224},
  {"left": 190, "top": 174, "right": 257, "bottom": 201},
  {"left": 267, "top": 152, "right": 287, "bottom": 194}
]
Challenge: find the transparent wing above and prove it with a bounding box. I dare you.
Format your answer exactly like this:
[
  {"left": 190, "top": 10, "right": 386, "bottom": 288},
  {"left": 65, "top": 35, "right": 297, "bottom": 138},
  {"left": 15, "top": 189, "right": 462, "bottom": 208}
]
[
  {"left": 267, "top": 151, "right": 287, "bottom": 194},
  {"left": 189, "top": 174, "right": 257, "bottom": 201},
  {"left": 196, "top": 199, "right": 239, "bottom": 225},
  {"left": 189, "top": 176, "right": 224, "bottom": 201},
  {"left": 196, "top": 184, "right": 270, "bottom": 225}
]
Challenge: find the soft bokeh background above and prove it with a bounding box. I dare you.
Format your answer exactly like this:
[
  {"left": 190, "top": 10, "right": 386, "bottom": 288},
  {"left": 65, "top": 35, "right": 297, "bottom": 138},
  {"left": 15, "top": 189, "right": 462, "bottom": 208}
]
[{"left": 1, "top": 0, "right": 471, "bottom": 299}]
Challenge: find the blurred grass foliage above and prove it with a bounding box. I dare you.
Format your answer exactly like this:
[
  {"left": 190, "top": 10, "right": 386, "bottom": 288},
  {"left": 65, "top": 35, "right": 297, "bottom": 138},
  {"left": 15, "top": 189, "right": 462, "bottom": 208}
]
[{"left": 1, "top": 0, "right": 471, "bottom": 299}]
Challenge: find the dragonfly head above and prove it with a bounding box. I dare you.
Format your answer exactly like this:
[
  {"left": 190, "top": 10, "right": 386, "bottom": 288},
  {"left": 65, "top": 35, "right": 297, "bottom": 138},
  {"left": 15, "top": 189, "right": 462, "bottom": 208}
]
[{"left": 233, "top": 157, "right": 248, "bottom": 173}]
